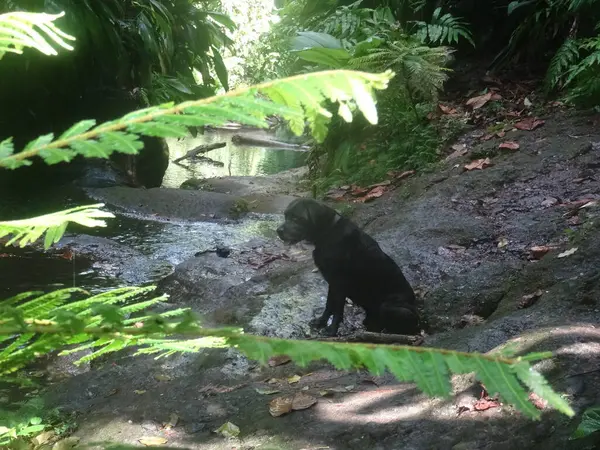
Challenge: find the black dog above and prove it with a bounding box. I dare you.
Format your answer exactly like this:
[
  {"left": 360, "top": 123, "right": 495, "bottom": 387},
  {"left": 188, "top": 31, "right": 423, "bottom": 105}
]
[{"left": 277, "top": 198, "right": 420, "bottom": 336}]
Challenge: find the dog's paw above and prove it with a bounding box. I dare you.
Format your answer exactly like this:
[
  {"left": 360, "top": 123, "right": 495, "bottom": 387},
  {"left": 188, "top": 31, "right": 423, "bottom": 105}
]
[
  {"left": 310, "top": 317, "right": 329, "bottom": 329},
  {"left": 320, "top": 326, "right": 339, "bottom": 337}
]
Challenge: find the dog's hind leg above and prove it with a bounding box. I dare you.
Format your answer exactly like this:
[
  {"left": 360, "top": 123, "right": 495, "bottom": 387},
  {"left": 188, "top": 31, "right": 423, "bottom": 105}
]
[{"left": 377, "top": 303, "right": 421, "bottom": 335}]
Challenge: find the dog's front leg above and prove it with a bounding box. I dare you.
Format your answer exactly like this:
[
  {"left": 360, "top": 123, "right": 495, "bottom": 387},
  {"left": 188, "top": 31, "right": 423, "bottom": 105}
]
[{"left": 310, "top": 285, "right": 346, "bottom": 336}]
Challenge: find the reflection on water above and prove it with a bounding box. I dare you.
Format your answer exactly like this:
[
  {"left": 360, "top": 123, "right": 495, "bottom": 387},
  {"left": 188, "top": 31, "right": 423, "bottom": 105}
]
[{"left": 163, "top": 129, "right": 307, "bottom": 188}]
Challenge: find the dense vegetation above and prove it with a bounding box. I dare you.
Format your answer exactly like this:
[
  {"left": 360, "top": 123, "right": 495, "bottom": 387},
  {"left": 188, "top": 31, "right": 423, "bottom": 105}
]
[
  {"left": 3, "top": 0, "right": 600, "bottom": 447},
  {"left": 232, "top": 0, "right": 600, "bottom": 192}
]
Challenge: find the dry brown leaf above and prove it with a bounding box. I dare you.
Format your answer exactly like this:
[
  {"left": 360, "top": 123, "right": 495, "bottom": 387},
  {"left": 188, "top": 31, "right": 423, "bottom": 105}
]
[
  {"left": 529, "top": 245, "right": 552, "bottom": 260},
  {"left": 368, "top": 180, "right": 392, "bottom": 188},
  {"left": 514, "top": 117, "right": 545, "bottom": 131},
  {"left": 464, "top": 158, "right": 492, "bottom": 171},
  {"left": 529, "top": 393, "right": 548, "bottom": 410},
  {"left": 269, "top": 395, "right": 294, "bottom": 417},
  {"left": 292, "top": 392, "right": 318, "bottom": 410},
  {"left": 518, "top": 290, "right": 543, "bottom": 309},
  {"left": 496, "top": 131, "right": 506, "bottom": 138},
  {"left": 439, "top": 104, "right": 458, "bottom": 115},
  {"left": 499, "top": 141, "right": 520, "bottom": 150},
  {"left": 268, "top": 355, "right": 291, "bottom": 367},
  {"left": 356, "top": 186, "right": 386, "bottom": 203},
  {"left": 138, "top": 436, "right": 168, "bottom": 446},
  {"left": 480, "top": 134, "right": 495, "bottom": 141},
  {"left": 444, "top": 145, "right": 468, "bottom": 162},
  {"left": 466, "top": 92, "right": 493, "bottom": 110},
  {"left": 473, "top": 398, "right": 501, "bottom": 411}
]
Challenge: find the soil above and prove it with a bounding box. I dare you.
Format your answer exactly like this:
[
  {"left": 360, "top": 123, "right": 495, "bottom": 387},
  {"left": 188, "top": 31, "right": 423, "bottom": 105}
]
[{"left": 38, "top": 109, "right": 600, "bottom": 449}]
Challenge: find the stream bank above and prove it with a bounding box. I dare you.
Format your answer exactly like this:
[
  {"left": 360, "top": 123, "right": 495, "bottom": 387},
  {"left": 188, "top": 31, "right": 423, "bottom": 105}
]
[{"left": 33, "top": 109, "right": 600, "bottom": 449}]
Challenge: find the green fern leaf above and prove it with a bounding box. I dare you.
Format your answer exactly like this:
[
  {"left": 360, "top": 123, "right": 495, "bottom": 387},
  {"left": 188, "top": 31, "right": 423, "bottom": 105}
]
[
  {"left": 98, "top": 131, "right": 144, "bottom": 155},
  {"left": 59, "top": 119, "right": 97, "bottom": 139},
  {"left": 38, "top": 148, "right": 77, "bottom": 164}
]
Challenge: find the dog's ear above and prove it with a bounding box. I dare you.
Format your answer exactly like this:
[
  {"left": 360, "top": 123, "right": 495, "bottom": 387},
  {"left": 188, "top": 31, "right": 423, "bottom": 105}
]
[{"left": 304, "top": 201, "right": 338, "bottom": 237}]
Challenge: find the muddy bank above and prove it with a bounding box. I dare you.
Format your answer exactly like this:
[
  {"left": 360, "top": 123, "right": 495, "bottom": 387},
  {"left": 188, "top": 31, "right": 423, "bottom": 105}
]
[{"left": 45, "top": 111, "right": 600, "bottom": 449}]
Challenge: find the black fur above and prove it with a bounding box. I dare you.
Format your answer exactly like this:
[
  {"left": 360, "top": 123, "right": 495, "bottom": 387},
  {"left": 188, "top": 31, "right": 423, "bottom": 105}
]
[{"left": 277, "top": 198, "right": 420, "bottom": 336}]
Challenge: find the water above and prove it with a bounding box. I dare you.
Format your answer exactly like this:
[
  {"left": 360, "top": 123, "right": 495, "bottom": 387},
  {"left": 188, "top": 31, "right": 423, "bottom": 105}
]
[
  {"left": 162, "top": 128, "right": 307, "bottom": 188},
  {"left": 1, "top": 129, "right": 302, "bottom": 298}
]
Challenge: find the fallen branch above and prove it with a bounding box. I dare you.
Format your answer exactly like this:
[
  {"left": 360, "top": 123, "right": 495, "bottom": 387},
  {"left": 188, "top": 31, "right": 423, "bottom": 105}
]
[
  {"left": 231, "top": 134, "right": 309, "bottom": 151},
  {"left": 315, "top": 331, "right": 423, "bottom": 346},
  {"left": 173, "top": 142, "right": 226, "bottom": 163}
]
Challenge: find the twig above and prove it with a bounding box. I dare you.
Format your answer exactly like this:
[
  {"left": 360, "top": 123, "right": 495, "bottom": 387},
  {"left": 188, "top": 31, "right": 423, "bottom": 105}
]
[{"left": 315, "top": 331, "right": 424, "bottom": 346}]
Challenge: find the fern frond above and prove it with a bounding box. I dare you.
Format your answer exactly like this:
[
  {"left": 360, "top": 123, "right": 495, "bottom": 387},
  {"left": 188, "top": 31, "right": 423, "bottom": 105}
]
[
  {"left": 0, "top": 11, "right": 75, "bottom": 60},
  {"left": 0, "top": 70, "right": 393, "bottom": 170},
  {"left": 0, "top": 300, "right": 575, "bottom": 420},
  {"left": 0, "top": 204, "right": 114, "bottom": 249},
  {"left": 412, "top": 7, "right": 475, "bottom": 47},
  {"left": 545, "top": 38, "right": 580, "bottom": 89},
  {"left": 0, "top": 286, "right": 180, "bottom": 377},
  {"left": 350, "top": 40, "right": 451, "bottom": 103}
]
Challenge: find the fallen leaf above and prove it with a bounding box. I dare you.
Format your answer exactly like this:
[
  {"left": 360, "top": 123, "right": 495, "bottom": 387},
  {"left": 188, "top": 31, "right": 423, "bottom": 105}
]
[
  {"left": 518, "top": 290, "right": 543, "bottom": 309},
  {"left": 529, "top": 245, "right": 552, "bottom": 260},
  {"left": 255, "top": 387, "right": 281, "bottom": 395},
  {"left": 104, "top": 388, "right": 118, "bottom": 397},
  {"left": 287, "top": 374, "right": 302, "bottom": 384},
  {"left": 215, "top": 421, "right": 240, "bottom": 438},
  {"left": 53, "top": 437, "right": 81, "bottom": 450},
  {"left": 490, "top": 93, "right": 502, "bottom": 101},
  {"left": 499, "top": 141, "right": 520, "bottom": 150},
  {"left": 497, "top": 237, "right": 509, "bottom": 249},
  {"left": 444, "top": 145, "right": 468, "bottom": 162},
  {"left": 324, "top": 189, "right": 346, "bottom": 201},
  {"left": 33, "top": 430, "right": 55, "bottom": 446},
  {"left": 523, "top": 97, "right": 533, "bottom": 107},
  {"left": 557, "top": 247, "right": 578, "bottom": 258},
  {"left": 496, "top": 130, "right": 506, "bottom": 138},
  {"left": 154, "top": 374, "right": 171, "bottom": 382},
  {"left": 268, "top": 355, "right": 291, "bottom": 367},
  {"left": 292, "top": 392, "right": 318, "bottom": 410},
  {"left": 541, "top": 197, "right": 559, "bottom": 207},
  {"left": 349, "top": 186, "right": 369, "bottom": 197},
  {"left": 138, "top": 436, "right": 168, "bottom": 446},
  {"left": 164, "top": 413, "right": 179, "bottom": 429},
  {"left": 394, "top": 170, "right": 415, "bottom": 180},
  {"left": 464, "top": 158, "right": 492, "bottom": 171},
  {"left": 269, "top": 395, "right": 294, "bottom": 417},
  {"left": 529, "top": 392, "right": 548, "bottom": 410},
  {"left": 356, "top": 186, "right": 386, "bottom": 203},
  {"left": 580, "top": 200, "right": 598, "bottom": 209},
  {"left": 439, "top": 104, "right": 458, "bottom": 115},
  {"left": 466, "top": 92, "right": 493, "bottom": 110},
  {"left": 514, "top": 117, "right": 545, "bottom": 131},
  {"left": 568, "top": 215, "right": 582, "bottom": 226},
  {"left": 473, "top": 398, "right": 501, "bottom": 411},
  {"left": 340, "top": 185, "right": 350, "bottom": 190},
  {"left": 367, "top": 180, "right": 392, "bottom": 188},
  {"left": 134, "top": 390, "right": 147, "bottom": 395},
  {"left": 480, "top": 134, "right": 495, "bottom": 141},
  {"left": 267, "top": 378, "right": 282, "bottom": 384}
]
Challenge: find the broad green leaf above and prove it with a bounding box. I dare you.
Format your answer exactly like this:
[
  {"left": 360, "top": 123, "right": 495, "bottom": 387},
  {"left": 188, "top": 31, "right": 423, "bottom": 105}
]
[
  {"left": 291, "top": 31, "right": 343, "bottom": 50},
  {"left": 296, "top": 47, "right": 352, "bottom": 68},
  {"left": 572, "top": 407, "right": 600, "bottom": 439}
]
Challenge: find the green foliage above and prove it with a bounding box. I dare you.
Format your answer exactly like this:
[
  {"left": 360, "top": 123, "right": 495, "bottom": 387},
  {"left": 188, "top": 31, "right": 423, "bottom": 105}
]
[
  {"left": 0, "top": 302, "right": 576, "bottom": 419},
  {"left": 0, "top": 69, "right": 394, "bottom": 170},
  {"left": 350, "top": 38, "right": 452, "bottom": 104},
  {"left": 0, "top": 398, "right": 46, "bottom": 445},
  {"left": 572, "top": 406, "right": 600, "bottom": 439},
  {"left": 546, "top": 29, "right": 600, "bottom": 107},
  {"left": 0, "top": 204, "right": 114, "bottom": 250},
  {"left": 412, "top": 7, "right": 474, "bottom": 47},
  {"left": 0, "top": 11, "right": 75, "bottom": 59},
  {"left": 0, "top": 286, "right": 199, "bottom": 377}
]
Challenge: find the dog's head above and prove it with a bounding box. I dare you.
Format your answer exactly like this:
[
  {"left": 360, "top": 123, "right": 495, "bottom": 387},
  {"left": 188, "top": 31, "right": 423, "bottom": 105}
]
[{"left": 277, "top": 198, "right": 339, "bottom": 244}]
